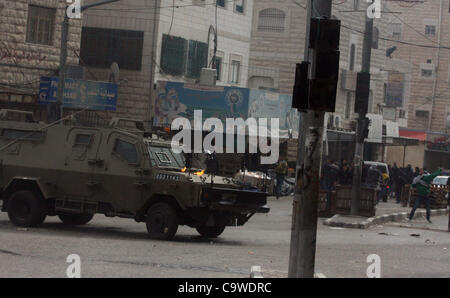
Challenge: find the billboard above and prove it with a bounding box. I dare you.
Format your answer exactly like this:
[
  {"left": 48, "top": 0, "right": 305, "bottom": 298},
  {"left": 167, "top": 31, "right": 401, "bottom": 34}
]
[
  {"left": 153, "top": 81, "right": 249, "bottom": 127},
  {"left": 39, "top": 76, "right": 118, "bottom": 111},
  {"left": 248, "top": 89, "right": 300, "bottom": 138}
]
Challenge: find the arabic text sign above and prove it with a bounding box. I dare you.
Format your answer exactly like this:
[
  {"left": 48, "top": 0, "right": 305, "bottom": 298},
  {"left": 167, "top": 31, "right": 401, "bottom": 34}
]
[
  {"left": 153, "top": 81, "right": 249, "bottom": 127},
  {"left": 248, "top": 89, "right": 300, "bottom": 138},
  {"left": 39, "top": 77, "right": 118, "bottom": 111}
]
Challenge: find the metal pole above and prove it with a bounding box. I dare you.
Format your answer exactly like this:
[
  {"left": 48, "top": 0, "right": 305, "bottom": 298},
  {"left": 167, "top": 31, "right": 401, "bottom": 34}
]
[
  {"left": 148, "top": 0, "right": 160, "bottom": 129},
  {"left": 288, "top": 0, "right": 332, "bottom": 279},
  {"left": 350, "top": 12, "right": 374, "bottom": 216},
  {"left": 56, "top": 12, "right": 69, "bottom": 120}
]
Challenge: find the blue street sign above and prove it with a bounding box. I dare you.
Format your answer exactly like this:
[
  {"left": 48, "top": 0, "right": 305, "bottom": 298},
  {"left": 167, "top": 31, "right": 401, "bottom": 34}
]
[{"left": 39, "top": 76, "right": 118, "bottom": 111}]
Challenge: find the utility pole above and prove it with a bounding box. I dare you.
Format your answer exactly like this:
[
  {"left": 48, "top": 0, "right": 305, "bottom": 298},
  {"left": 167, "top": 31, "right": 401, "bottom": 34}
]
[
  {"left": 57, "top": 0, "right": 121, "bottom": 120},
  {"left": 288, "top": 0, "right": 333, "bottom": 278},
  {"left": 350, "top": 10, "right": 374, "bottom": 216}
]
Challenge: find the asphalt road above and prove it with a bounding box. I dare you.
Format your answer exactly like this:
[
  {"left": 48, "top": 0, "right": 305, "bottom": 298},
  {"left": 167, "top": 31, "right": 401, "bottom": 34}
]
[{"left": 0, "top": 198, "right": 448, "bottom": 278}]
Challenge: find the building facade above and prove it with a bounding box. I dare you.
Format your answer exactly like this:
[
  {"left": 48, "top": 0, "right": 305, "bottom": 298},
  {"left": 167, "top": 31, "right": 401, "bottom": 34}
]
[
  {"left": 384, "top": 0, "right": 450, "bottom": 170},
  {"left": 81, "top": 0, "right": 253, "bottom": 123},
  {"left": 248, "top": 0, "right": 394, "bottom": 162},
  {"left": 0, "top": 0, "right": 81, "bottom": 121}
]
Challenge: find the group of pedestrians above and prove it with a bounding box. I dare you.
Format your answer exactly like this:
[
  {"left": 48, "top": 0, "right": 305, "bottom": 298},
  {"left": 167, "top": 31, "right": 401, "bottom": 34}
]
[{"left": 389, "top": 163, "right": 423, "bottom": 204}]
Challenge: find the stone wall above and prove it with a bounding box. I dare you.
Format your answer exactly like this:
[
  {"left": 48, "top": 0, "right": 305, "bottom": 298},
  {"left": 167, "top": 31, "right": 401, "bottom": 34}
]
[{"left": 0, "top": 0, "right": 81, "bottom": 95}]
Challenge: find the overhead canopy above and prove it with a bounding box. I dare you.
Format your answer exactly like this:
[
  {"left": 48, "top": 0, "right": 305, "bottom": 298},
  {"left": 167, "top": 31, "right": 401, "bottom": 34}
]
[{"left": 399, "top": 129, "right": 427, "bottom": 142}]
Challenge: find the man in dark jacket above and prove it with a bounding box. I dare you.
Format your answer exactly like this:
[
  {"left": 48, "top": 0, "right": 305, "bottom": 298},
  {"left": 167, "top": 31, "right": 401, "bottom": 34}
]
[
  {"left": 409, "top": 168, "right": 442, "bottom": 223},
  {"left": 322, "top": 160, "right": 339, "bottom": 213}
]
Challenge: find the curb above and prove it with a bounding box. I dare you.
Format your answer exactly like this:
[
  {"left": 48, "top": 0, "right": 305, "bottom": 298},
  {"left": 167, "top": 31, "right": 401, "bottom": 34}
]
[
  {"left": 250, "top": 266, "right": 264, "bottom": 278},
  {"left": 324, "top": 208, "right": 449, "bottom": 229}
]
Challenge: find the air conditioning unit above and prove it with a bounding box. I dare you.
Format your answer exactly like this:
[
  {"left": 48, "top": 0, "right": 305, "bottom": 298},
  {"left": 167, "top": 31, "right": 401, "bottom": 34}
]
[{"left": 199, "top": 68, "right": 217, "bottom": 86}]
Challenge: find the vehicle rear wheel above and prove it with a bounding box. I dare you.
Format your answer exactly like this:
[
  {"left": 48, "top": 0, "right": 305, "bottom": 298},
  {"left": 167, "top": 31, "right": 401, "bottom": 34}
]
[
  {"left": 58, "top": 213, "right": 94, "bottom": 225},
  {"left": 7, "top": 190, "right": 46, "bottom": 227},
  {"left": 196, "top": 226, "right": 226, "bottom": 238},
  {"left": 146, "top": 202, "right": 178, "bottom": 240}
]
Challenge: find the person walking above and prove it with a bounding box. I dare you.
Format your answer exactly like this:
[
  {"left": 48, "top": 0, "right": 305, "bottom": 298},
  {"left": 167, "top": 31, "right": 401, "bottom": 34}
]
[
  {"left": 322, "top": 160, "right": 339, "bottom": 213},
  {"left": 274, "top": 159, "right": 288, "bottom": 199},
  {"left": 409, "top": 168, "right": 442, "bottom": 223}
]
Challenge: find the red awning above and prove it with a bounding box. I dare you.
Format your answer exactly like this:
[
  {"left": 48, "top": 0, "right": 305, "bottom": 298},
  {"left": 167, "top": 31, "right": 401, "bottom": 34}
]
[{"left": 399, "top": 130, "right": 427, "bottom": 141}]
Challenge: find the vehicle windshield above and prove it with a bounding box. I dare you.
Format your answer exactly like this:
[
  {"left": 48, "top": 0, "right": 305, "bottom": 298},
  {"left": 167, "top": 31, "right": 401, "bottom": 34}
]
[
  {"left": 432, "top": 177, "right": 448, "bottom": 185},
  {"left": 148, "top": 145, "right": 186, "bottom": 169}
]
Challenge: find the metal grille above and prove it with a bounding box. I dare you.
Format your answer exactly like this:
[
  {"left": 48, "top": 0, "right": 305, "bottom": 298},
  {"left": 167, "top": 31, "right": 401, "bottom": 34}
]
[
  {"left": 67, "top": 110, "right": 110, "bottom": 128},
  {"left": 26, "top": 5, "right": 56, "bottom": 45},
  {"left": 257, "top": 8, "right": 286, "bottom": 33},
  {"left": 80, "top": 27, "right": 144, "bottom": 71}
]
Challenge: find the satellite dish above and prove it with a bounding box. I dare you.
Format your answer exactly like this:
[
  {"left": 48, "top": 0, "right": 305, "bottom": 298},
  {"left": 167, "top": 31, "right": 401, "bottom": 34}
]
[{"left": 109, "top": 62, "right": 120, "bottom": 84}]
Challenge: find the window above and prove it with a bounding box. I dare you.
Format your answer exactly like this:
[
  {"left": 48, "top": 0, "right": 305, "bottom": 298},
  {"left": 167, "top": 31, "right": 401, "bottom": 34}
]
[
  {"left": 353, "top": 0, "right": 360, "bottom": 10},
  {"left": 216, "top": 0, "right": 226, "bottom": 8},
  {"left": 349, "top": 44, "right": 356, "bottom": 71},
  {"left": 113, "top": 139, "right": 139, "bottom": 164},
  {"left": 425, "top": 25, "right": 436, "bottom": 36},
  {"left": 398, "top": 110, "right": 406, "bottom": 119},
  {"left": 155, "top": 152, "right": 171, "bottom": 164},
  {"left": 230, "top": 60, "right": 241, "bottom": 83},
  {"left": 345, "top": 93, "right": 352, "bottom": 119},
  {"left": 214, "top": 56, "right": 222, "bottom": 81},
  {"left": 80, "top": 27, "right": 144, "bottom": 70},
  {"left": 160, "top": 35, "right": 208, "bottom": 78},
  {"left": 234, "top": 0, "right": 244, "bottom": 13},
  {"left": 148, "top": 145, "right": 186, "bottom": 168},
  {"left": 1, "top": 129, "right": 44, "bottom": 141},
  {"left": 390, "top": 23, "right": 402, "bottom": 39},
  {"left": 421, "top": 69, "right": 433, "bottom": 78},
  {"left": 416, "top": 110, "right": 429, "bottom": 118},
  {"left": 160, "top": 35, "right": 188, "bottom": 76},
  {"left": 258, "top": 8, "right": 286, "bottom": 33},
  {"left": 186, "top": 40, "right": 208, "bottom": 78},
  {"left": 75, "top": 134, "right": 93, "bottom": 146},
  {"left": 26, "top": 5, "right": 56, "bottom": 45}
]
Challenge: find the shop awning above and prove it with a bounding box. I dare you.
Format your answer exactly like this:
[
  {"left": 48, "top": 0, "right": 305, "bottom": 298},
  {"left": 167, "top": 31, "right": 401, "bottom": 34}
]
[{"left": 399, "top": 130, "right": 427, "bottom": 141}]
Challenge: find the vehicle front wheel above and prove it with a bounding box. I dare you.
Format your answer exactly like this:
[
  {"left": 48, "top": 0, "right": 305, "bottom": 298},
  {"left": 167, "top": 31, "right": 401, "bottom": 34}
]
[
  {"left": 7, "top": 190, "right": 46, "bottom": 227},
  {"left": 146, "top": 202, "right": 178, "bottom": 240},
  {"left": 196, "top": 226, "right": 226, "bottom": 238},
  {"left": 58, "top": 213, "right": 94, "bottom": 225}
]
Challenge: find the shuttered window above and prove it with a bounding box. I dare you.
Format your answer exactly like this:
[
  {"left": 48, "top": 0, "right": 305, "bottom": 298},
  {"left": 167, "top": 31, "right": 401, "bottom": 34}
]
[
  {"left": 161, "top": 34, "right": 187, "bottom": 76},
  {"left": 186, "top": 40, "right": 208, "bottom": 78},
  {"left": 160, "top": 35, "right": 208, "bottom": 79}
]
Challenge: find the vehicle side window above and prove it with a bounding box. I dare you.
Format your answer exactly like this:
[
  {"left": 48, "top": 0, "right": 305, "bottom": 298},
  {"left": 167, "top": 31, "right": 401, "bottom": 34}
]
[
  {"left": 1, "top": 128, "right": 44, "bottom": 141},
  {"left": 113, "top": 139, "right": 139, "bottom": 164},
  {"left": 74, "top": 134, "right": 93, "bottom": 146}
]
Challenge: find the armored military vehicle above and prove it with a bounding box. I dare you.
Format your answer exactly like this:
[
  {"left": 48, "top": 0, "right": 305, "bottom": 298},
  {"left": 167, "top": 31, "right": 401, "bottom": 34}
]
[{"left": 0, "top": 109, "right": 269, "bottom": 240}]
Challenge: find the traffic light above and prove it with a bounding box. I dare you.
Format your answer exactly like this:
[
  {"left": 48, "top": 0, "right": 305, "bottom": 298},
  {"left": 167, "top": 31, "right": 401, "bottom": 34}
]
[
  {"left": 357, "top": 117, "right": 371, "bottom": 143},
  {"left": 292, "top": 18, "right": 341, "bottom": 112},
  {"left": 292, "top": 62, "right": 310, "bottom": 111},
  {"left": 354, "top": 72, "right": 371, "bottom": 114}
]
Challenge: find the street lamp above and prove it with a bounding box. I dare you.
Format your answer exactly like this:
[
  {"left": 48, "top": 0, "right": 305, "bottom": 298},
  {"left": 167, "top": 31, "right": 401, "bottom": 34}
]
[{"left": 56, "top": 0, "right": 121, "bottom": 121}]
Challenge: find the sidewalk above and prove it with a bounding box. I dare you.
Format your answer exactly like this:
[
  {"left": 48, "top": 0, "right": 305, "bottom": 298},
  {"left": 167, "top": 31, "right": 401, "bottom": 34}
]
[{"left": 323, "top": 199, "right": 449, "bottom": 229}]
